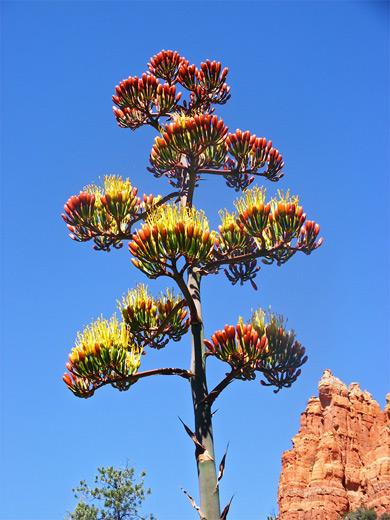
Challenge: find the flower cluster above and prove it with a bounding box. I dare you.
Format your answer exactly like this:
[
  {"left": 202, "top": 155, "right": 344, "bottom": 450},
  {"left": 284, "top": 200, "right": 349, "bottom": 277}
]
[
  {"left": 234, "top": 186, "right": 271, "bottom": 239},
  {"left": 129, "top": 203, "right": 216, "bottom": 278},
  {"left": 204, "top": 309, "right": 307, "bottom": 391},
  {"left": 62, "top": 175, "right": 160, "bottom": 251},
  {"left": 204, "top": 318, "right": 267, "bottom": 380},
  {"left": 150, "top": 113, "right": 228, "bottom": 175},
  {"left": 113, "top": 72, "right": 182, "bottom": 129},
  {"left": 63, "top": 315, "right": 142, "bottom": 398},
  {"left": 213, "top": 186, "right": 322, "bottom": 280},
  {"left": 111, "top": 50, "right": 289, "bottom": 193},
  {"left": 148, "top": 50, "right": 185, "bottom": 84},
  {"left": 267, "top": 190, "right": 306, "bottom": 243},
  {"left": 226, "top": 130, "right": 284, "bottom": 181},
  {"left": 118, "top": 284, "right": 189, "bottom": 349},
  {"left": 250, "top": 310, "right": 308, "bottom": 391},
  {"left": 112, "top": 50, "right": 231, "bottom": 131},
  {"left": 180, "top": 59, "right": 230, "bottom": 108},
  {"left": 216, "top": 210, "right": 260, "bottom": 289},
  {"left": 298, "top": 220, "right": 322, "bottom": 252},
  {"left": 149, "top": 122, "right": 285, "bottom": 190}
]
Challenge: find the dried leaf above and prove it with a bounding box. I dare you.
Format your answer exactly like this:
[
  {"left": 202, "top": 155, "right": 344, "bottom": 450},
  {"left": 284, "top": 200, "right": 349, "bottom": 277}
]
[
  {"left": 220, "top": 494, "right": 235, "bottom": 520},
  {"left": 215, "top": 442, "right": 229, "bottom": 493},
  {"left": 179, "top": 486, "right": 206, "bottom": 520},
  {"left": 178, "top": 416, "right": 205, "bottom": 452}
]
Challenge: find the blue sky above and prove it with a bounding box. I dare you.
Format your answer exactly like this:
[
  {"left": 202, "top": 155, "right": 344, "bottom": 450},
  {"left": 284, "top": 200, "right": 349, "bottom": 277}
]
[{"left": 1, "top": 1, "right": 389, "bottom": 519}]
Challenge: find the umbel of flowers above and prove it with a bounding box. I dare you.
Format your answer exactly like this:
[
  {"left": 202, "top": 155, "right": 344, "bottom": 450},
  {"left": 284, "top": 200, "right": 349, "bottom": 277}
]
[
  {"left": 63, "top": 315, "right": 142, "bottom": 398},
  {"left": 62, "top": 50, "right": 322, "bottom": 520},
  {"left": 203, "top": 309, "right": 308, "bottom": 401}
]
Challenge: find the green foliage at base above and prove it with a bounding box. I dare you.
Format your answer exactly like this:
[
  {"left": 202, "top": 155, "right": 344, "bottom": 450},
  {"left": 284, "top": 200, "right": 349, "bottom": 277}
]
[
  {"left": 65, "top": 464, "right": 156, "bottom": 520},
  {"left": 341, "top": 507, "right": 390, "bottom": 520}
]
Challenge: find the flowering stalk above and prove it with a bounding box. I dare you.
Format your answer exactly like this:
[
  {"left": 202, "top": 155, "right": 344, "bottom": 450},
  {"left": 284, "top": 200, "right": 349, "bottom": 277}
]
[
  {"left": 182, "top": 201, "right": 221, "bottom": 519},
  {"left": 62, "top": 49, "right": 323, "bottom": 520}
]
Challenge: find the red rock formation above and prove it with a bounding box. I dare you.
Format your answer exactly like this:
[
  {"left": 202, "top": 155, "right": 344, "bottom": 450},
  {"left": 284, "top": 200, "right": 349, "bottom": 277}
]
[{"left": 278, "top": 369, "right": 390, "bottom": 519}]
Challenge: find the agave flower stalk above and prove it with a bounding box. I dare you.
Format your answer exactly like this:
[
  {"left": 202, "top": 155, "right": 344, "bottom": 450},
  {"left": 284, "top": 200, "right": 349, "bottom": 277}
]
[{"left": 62, "top": 49, "right": 323, "bottom": 520}]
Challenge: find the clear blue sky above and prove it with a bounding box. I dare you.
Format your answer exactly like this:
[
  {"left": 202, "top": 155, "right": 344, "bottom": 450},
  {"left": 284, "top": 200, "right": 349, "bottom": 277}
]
[{"left": 1, "top": 1, "right": 389, "bottom": 519}]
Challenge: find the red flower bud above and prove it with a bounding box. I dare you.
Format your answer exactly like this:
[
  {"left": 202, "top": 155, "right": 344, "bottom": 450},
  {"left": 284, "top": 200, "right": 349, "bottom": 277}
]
[
  {"left": 204, "top": 339, "right": 215, "bottom": 352},
  {"left": 152, "top": 225, "right": 159, "bottom": 241},
  {"left": 63, "top": 373, "right": 72, "bottom": 385}
]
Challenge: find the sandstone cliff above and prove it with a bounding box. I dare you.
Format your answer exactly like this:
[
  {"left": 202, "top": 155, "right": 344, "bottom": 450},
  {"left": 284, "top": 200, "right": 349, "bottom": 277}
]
[{"left": 278, "top": 369, "right": 390, "bottom": 519}]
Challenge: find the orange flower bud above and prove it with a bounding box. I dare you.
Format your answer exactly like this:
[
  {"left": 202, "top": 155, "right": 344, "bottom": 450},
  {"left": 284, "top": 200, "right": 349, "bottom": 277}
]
[
  {"left": 128, "top": 243, "right": 138, "bottom": 255},
  {"left": 178, "top": 221, "right": 185, "bottom": 235},
  {"left": 174, "top": 224, "right": 180, "bottom": 239},
  {"left": 63, "top": 373, "right": 72, "bottom": 385},
  {"left": 204, "top": 339, "right": 214, "bottom": 352},
  {"left": 143, "top": 226, "right": 151, "bottom": 241},
  {"left": 151, "top": 225, "right": 158, "bottom": 241}
]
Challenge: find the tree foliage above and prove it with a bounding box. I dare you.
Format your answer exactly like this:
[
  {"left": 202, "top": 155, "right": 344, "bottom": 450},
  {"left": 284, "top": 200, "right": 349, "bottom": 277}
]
[
  {"left": 341, "top": 507, "right": 390, "bottom": 520},
  {"left": 65, "top": 465, "right": 155, "bottom": 520}
]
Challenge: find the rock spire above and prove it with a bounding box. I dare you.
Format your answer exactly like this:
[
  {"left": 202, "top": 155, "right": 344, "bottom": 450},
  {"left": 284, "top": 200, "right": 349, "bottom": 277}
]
[{"left": 278, "top": 369, "right": 390, "bottom": 519}]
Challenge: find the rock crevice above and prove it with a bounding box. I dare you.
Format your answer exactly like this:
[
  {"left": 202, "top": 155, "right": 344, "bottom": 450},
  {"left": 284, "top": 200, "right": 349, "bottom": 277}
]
[{"left": 278, "top": 369, "right": 390, "bottom": 519}]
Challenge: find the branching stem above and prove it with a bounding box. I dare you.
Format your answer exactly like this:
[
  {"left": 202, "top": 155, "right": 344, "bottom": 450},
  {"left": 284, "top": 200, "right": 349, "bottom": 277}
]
[
  {"left": 201, "top": 369, "right": 241, "bottom": 407},
  {"left": 171, "top": 265, "right": 201, "bottom": 323}
]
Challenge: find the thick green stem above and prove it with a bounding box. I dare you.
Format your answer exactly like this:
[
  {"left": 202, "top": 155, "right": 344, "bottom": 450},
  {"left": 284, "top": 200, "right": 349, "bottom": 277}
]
[
  {"left": 179, "top": 159, "right": 220, "bottom": 518},
  {"left": 188, "top": 268, "right": 221, "bottom": 519}
]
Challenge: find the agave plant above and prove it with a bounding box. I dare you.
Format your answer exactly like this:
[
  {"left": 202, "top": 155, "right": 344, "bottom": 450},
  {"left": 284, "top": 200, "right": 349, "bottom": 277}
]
[{"left": 62, "top": 49, "right": 322, "bottom": 520}]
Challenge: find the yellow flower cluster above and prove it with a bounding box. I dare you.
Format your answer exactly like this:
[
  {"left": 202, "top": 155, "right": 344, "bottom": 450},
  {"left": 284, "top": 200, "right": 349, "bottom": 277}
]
[
  {"left": 70, "top": 314, "right": 142, "bottom": 374},
  {"left": 118, "top": 284, "right": 189, "bottom": 348},
  {"left": 217, "top": 209, "right": 248, "bottom": 251},
  {"left": 147, "top": 203, "right": 209, "bottom": 234},
  {"left": 130, "top": 203, "right": 216, "bottom": 277},
  {"left": 234, "top": 185, "right": 267, "bottom": 216},
  {"left": 84, "top": 175, "right": 133, "bottom": 198}
]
